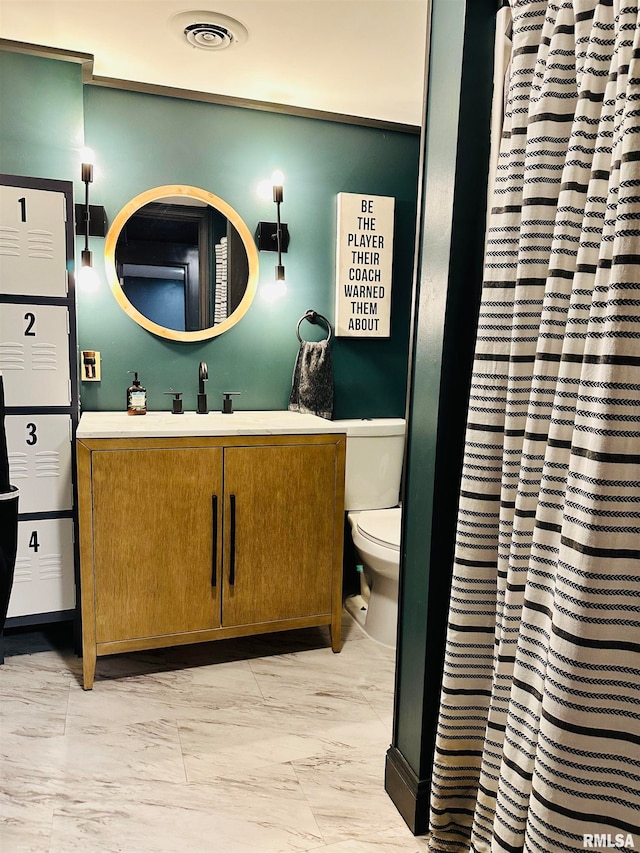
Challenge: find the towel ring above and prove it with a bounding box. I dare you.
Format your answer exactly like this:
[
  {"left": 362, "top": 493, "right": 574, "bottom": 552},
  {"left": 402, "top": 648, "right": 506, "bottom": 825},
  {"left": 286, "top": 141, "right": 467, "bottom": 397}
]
[{"left": 296, "top": 310, "right": 333, "bottom": 343}]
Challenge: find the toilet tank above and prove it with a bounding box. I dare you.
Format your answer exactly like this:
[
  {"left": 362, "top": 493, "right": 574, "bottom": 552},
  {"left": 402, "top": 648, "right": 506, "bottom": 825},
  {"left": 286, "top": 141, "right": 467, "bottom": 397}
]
[{"left": 331, "top": 418, "right": 406, "bottom": 511}]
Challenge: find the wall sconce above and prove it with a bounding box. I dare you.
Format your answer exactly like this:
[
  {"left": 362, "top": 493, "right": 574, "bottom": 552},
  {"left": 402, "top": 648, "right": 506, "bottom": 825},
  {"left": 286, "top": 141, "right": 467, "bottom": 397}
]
[
  {"left": 74, "top": 150, "right": 107, "bottom": 287},
  {"left": 256, "top": 172, "right": 289, "bottom": 284}
]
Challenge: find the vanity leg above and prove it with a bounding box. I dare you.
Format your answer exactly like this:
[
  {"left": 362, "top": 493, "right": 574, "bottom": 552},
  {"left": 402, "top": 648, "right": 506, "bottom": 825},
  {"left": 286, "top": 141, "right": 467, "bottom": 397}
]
[
  {"left": 330, "top": 613, "right": 342, "bottom": 653},
  {"left": 82, "top": 646, "right": 96, "bottom": 690}
]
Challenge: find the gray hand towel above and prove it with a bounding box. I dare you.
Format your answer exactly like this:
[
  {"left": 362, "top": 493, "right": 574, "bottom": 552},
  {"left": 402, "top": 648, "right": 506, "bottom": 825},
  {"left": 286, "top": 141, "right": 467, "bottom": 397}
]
[{"left": 288, "top": 339, "right": 334, "bottom": 419}]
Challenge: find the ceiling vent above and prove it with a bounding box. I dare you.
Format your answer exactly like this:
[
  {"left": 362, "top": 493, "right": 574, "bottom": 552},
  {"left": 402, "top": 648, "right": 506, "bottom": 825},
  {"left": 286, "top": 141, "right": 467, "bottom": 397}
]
[{"left": 169, "top": 11, "right": 248, "bottom": 51}]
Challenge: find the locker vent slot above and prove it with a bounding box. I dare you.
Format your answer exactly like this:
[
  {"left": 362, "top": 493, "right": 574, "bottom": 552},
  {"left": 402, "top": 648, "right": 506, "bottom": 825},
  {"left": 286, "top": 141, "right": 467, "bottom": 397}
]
[
  {"left": 8, "top": 451, "right": 28, "bottom": 479},
  {"left": 32, "top": 343, "right": 57, "bottom": 370},
  {"left": 40, "top": 553, "right": 63, "bottom": 579},
  {"left": 13, "top": 557, "right": 32, "bottom": 583},
  {"left": 0, "top": 226, "right": 19, "bottom": 255},
  {"left": 35, "top": 451, "right": 61, "bottom": 478},
  {"left": 27, "top": 229, "right": 54, "bottom": 259},
  {"left": 0, "top": 342, "right": 25, "bottom": 370}
]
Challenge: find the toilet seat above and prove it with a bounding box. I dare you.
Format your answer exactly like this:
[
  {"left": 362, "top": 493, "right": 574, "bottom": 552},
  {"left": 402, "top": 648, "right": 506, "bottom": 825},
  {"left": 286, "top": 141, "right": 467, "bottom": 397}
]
[{"left": 355, "top": 507, "right": 401, "bottom": 551}]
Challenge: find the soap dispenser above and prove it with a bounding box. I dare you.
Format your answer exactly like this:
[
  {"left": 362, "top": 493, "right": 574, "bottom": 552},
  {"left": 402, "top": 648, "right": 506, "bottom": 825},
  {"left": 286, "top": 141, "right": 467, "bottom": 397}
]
[
  {"left": 127, "top": 371, "right": 147, "bottom": 416},
  {"left": 164, "top": 390, "right": 184, "bottom": 414}
]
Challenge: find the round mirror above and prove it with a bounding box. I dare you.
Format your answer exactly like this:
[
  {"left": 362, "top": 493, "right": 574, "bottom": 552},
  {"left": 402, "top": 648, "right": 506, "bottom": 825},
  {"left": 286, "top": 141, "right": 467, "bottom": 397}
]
[{"left": 104, "top": 185, "right": 259, "bottom": 342}]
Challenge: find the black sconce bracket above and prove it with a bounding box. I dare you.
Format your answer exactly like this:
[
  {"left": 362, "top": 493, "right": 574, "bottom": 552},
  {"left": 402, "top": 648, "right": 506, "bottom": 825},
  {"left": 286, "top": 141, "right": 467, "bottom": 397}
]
[
  {"left": 74, "top": 204, "right": 108, "bottom": 238},
  {"left": 255, "top": 221, "right": 290, "bottom": 253}
]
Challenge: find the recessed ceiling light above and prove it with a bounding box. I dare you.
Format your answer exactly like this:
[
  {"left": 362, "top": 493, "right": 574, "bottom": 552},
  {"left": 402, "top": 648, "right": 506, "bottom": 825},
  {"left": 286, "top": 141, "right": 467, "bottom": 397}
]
[{"left": 169, "top": 10, "right": 249, "bottom": 51}]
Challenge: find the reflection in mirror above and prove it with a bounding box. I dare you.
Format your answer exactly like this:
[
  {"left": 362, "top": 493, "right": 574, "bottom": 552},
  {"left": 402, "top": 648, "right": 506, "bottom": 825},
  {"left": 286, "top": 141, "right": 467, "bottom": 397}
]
[{"left": 105, "top": 186, "right": 259, "bottom": 342}]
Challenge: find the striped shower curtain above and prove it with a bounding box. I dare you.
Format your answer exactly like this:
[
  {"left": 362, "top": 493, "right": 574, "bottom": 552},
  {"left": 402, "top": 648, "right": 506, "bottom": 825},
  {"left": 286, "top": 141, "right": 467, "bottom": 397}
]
[{"left": 427, "top": 2, "right": 640, "bottom": 852}]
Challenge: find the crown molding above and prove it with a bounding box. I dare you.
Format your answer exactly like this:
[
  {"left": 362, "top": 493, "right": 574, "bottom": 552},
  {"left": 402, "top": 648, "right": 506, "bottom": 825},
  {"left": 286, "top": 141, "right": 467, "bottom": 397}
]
[{"left": 0, "top": 38, "right": 420, "bottom": 134}]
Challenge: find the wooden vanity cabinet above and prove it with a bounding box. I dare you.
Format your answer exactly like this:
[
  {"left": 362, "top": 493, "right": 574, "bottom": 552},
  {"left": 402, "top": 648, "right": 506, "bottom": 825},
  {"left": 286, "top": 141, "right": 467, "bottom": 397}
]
[{"left": 77, "top": 433, "right": 345, "bottom": 688}]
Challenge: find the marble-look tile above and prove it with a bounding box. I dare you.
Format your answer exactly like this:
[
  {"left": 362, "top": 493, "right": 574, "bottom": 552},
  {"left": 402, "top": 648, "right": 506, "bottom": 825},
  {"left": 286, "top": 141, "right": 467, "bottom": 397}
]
[
  {"left": 1, "top": 737, "right": 64, "bottom": 853},
  {"left": 0, "top": 610, "right": 425, "bottom": 853},
  {"left": 291, "top": 745, "right": 413, "bottom": 846},
  {"left": 180, "top": 701, "right": 392, "bottom": 782},
  {"left": 249, "top": 654, "right": 388, "bottom": 702},
  {"left": 1, "top": 663, "right": 71, "bottom": 738},
  {"left": 357, "top": 677, "right": 396, "bottom": 731},
  {"left": 307, "top": 831, "right": 430, "bottom": 852},
  {"left": 247, "top": 640, "right": 397, "bottom": 734},
  {"left": 0, "top": 807, "right": 56, "bottom": 853},
  {"left": 80, "top": 651, "right": 179, "bottom": 683},
  {"left": 64, "top": 661, "right": 263, "bottom": 733},
  {"left": 1, "top": 644, "right": 78, "bottom": 681},
  {"left": 62, "top": 719, "right": 183, "bottom": 783},
  {"left": 48, "top": 776, "right": 324, "bottom": 853}
]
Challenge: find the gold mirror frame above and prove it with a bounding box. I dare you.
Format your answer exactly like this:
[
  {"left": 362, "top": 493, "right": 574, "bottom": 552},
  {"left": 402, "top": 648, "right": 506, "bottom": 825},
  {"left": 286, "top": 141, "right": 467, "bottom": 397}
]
[{"left": 105, "top": 184, "right": 259, "bottom": 342}]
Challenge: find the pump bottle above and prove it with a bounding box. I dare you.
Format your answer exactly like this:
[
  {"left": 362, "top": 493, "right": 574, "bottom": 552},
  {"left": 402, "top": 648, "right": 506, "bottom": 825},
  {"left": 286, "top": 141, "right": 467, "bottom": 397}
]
[{"left": 127, "top": 371, "right": 147, "bottom": 415}]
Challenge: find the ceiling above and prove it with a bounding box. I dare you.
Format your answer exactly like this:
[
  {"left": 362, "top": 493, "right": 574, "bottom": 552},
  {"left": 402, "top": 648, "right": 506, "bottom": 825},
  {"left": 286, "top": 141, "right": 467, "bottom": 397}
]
[{"left": 0, "top": 1, "right": 428, "bottom": 127}]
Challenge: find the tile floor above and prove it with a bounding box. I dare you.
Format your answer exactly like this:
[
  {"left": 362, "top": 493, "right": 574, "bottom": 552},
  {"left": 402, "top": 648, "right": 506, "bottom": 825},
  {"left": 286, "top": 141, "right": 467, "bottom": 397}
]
[{"left": 1, "top": 612, "right": 430, "bottom": 853}]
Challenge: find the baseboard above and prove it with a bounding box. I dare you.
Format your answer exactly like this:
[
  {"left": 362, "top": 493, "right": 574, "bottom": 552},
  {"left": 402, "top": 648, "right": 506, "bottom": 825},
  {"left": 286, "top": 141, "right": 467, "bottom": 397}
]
[{"left": 385, "top": 746, "right": 431, "bottom": 836}]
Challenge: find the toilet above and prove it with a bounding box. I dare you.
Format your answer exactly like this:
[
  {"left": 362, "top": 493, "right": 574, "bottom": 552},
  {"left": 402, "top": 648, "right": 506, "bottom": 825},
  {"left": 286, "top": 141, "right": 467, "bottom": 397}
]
[{"left": 332, "top": 418, "right": 406, "bottom": 648}]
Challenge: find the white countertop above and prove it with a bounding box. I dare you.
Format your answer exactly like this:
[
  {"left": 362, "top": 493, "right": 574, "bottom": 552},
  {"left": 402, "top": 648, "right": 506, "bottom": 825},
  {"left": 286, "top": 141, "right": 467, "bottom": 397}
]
[{"left": 77, "top": 410, "right": 348, "bottom": 439}]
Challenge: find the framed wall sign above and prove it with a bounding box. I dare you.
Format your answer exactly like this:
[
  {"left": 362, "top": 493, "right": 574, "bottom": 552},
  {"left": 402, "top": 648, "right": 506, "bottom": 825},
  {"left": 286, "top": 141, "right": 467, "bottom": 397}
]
[{"left": 335, "top": 192, "right": 395, "bottom": 337}]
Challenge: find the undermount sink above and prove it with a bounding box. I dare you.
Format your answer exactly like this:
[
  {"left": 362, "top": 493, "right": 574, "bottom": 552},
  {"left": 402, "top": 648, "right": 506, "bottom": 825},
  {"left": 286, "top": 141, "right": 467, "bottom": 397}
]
[{"left": 76, "top": 410, "right": 345, "bottom": 438}]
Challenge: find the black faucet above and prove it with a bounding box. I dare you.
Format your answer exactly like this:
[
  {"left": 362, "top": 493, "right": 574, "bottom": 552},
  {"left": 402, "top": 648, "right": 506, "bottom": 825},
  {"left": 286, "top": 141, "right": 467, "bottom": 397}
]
[{"left": 196, "top": 361, "right": 208, "bottom": 414}]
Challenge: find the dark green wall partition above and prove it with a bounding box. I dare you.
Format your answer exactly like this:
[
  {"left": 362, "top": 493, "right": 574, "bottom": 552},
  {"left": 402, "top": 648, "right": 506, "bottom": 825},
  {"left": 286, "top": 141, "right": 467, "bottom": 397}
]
[
  {"left": 78, "top": 87, "right": 419, "bottom": 417},
  {"left": 386, "top": 0, "right": 496, "bottom": 834}
]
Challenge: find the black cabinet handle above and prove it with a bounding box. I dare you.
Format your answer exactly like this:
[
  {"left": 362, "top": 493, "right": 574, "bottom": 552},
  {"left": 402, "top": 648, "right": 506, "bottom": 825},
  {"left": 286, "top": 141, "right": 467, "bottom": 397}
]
[
  {"left": 229, "top": 493, "right": 236, "bottom": 586},
  {"left": 211, "top": 495, "right": 218, "bottom": 587}
]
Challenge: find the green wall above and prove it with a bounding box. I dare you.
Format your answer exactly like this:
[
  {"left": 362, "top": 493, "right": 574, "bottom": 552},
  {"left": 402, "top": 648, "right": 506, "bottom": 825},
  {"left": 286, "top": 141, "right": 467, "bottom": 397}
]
[
  {"left": 78, "top": 87, "right": 418, "bottom": 417},
  {"left": 0, "top": 51, "right": 84, "bottom": 185},
  {"left": 0, "top": 48, "right": 418, "bottom": 417}
]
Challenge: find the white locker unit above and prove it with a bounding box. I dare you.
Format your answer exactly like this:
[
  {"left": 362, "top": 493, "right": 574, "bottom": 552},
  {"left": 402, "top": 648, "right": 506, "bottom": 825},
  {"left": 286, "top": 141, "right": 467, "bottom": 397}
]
[{"left": 0, "top": 174, "right": 78, "bottom": 628}]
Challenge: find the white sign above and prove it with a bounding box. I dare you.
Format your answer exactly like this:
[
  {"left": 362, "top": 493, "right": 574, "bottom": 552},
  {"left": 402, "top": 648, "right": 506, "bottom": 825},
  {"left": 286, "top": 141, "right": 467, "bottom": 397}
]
[{"left": 335, "top": 192, "right": 395, "bottom": 337}]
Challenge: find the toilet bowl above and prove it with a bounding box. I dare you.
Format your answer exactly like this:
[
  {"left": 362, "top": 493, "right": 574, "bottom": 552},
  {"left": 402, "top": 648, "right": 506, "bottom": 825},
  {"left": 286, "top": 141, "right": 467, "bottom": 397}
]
[
  {"left": 330, "top": 417, "right": 406, "bottom": 650},
  {"left": 348, "top": 507, "right": 401, "bottom": 648}
]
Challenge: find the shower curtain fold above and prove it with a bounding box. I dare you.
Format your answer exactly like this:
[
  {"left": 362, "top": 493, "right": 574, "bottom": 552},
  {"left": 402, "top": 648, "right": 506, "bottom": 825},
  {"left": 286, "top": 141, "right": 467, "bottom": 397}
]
[{"left": 427, "top": 3, "right": 640, "bottom": 852}]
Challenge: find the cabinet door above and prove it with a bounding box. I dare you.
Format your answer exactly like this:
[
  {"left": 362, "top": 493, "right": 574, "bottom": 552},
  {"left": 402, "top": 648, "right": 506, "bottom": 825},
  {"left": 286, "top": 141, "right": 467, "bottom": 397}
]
[
  {"left": 0, "top": 303, "right": 71, "bottom": 406},
  {"left": 7, "top": 518, "right": 75, "bottom": 618},
  {"left": 6, "top": 414, "right": 73, "bottom": 513},
  {"left": 0, "top": 185, "right": 68, "bottom": 297},
  {"left": 91, "top": 447, "right": 223, "bottom": 643},
  {"left": 222, "top": 443, "right": 338, "bottom": 627}
]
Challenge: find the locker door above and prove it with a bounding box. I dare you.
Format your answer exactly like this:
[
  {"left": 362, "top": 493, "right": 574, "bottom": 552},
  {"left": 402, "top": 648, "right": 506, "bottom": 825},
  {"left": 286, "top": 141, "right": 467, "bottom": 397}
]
[
  {"left": 0, "top": 303, "right": 71, "bottom": 406},
  {"left": 0, "top": 185, "right": 68, "bottom": 297},
  {"left": 7, "top": 518, "right": 76, "bottom": 618},
  {"left": 5, "top": 415, "right": 73, "bottom": 513}
]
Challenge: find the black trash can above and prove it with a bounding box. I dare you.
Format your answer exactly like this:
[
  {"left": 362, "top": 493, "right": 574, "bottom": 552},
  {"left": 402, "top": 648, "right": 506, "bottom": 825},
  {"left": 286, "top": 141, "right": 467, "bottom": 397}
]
[
  {"left": 0, "top": 485, "right": 19, "bottom": 630},
  {"left": 0, "top": 372, "right": 19, "bottom": 649}
]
